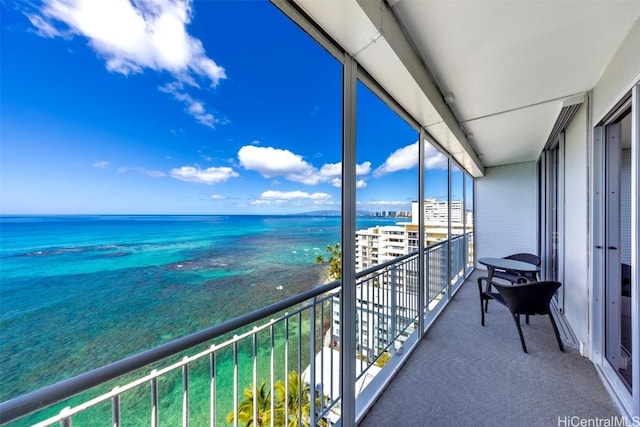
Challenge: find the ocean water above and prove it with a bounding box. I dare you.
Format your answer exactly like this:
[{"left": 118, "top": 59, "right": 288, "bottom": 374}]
[{"left": 0, "top": 214, "right": 398, "bottom": 425}]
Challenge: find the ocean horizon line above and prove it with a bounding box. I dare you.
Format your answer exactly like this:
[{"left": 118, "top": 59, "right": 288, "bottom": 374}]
[{"left": 0, "top": 211, "right": 402, "bottom": 219}]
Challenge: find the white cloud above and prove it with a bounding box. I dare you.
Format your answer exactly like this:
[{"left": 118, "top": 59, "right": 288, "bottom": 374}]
[
  {"left": 252, "top": 190, "right": 332, "bottom": 206},
  {"left": 319, "top": 162, "right": 341, "bottom": 178},
  {"left": 117, "top": 166, "right": 165, "bottom": 178},
  {"left": 92, "top": 160, "right": 110, "bottom": 169},
  {"left": 239, "top": 145, "right": 372, "bottom": 187},
  {"left": 374, "top": 142, "right": 418, "bottom": 177},
  {"left": 26, "top": 13, "right": 62, "bottom": 37},
  {"left": 170, "top": 166, "right": 238, "bottom": 184},
  {"left": 424, "top": 144, "right": 448, "bottom": 170},
  {"left": 366, "top": 200, "right": 408, "bottom": 206},
  {"left": 27, "top": 0, "right": 226, "bottom": 127},
  {"left": 320, "top": 161, "right": 371, "bottom": 178},
  {"left": 261, "top": 190, "right": 331, "bottom": 201},
  {"left": 238, "top": 145, "right": 319, "bottom": 184},
  {"left": 374, "top": 142, "right": 448, "bottom": 177},
  {"left": 159, "top": 82, "right": 222, "bottom": 128},
  {"left": 28, "top": 0, "right": 225, "bottom": 85},
  {"left": 210, "top": 194, "right": 225, "bottom": 200},
  {"left": 329, "top": 178, "right": 368, "bottom": 189}
]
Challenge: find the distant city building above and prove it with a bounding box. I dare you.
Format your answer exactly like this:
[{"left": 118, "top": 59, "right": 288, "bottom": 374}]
[{"left": 370, "top": 210, "right": 411, "bottom": 218}]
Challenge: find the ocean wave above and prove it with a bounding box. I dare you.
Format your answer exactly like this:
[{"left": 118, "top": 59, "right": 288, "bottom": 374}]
[
  {"left": 166, "top": 258, "right": 230, "bottom": 271},
  {"left": 21, "top": 244, "right": 131, "bottom": 258}
]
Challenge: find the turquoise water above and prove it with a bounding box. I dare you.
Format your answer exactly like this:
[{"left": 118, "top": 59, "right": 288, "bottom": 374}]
[{"left": 0, "top": 215, "right": 398, "bottom": 423}]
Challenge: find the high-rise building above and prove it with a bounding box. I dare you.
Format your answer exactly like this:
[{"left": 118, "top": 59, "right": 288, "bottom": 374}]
[{"left": 331, "top": 199, "right": 473, "bottom": 358}]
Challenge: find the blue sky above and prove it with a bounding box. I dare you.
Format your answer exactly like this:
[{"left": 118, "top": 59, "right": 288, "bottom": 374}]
[{"left": 1, "top": 0, "right": 453, "bottom": 215}]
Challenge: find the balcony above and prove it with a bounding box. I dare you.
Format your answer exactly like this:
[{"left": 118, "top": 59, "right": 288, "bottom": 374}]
[{"left": 0, "top": 232, "right": 622, "bottom": 426}]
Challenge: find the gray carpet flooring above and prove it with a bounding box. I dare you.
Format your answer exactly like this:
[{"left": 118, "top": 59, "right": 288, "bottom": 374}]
[{"left": 359, "top": 271, "right": 621, "bottom": 427}]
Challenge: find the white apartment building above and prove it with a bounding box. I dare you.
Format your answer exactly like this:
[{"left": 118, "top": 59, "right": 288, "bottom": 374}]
[
  {"left": 355, "top": 224, "right": 416, "bottom": 271},
  {"left": 332, "top": 200, "right": 472, "bottom": 359}
]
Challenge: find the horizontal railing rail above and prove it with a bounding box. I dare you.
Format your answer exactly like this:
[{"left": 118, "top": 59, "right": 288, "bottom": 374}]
[{"left": 0, "top": 234, "right": 470, "bottom": 426}]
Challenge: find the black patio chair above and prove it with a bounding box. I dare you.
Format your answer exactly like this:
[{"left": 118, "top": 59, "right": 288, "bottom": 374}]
[
  {"left": 492, "top": 253, "right": 540, "bottom": 284},
  {"left": 491, "top": 281, "right": 564, "bottom": 353}
]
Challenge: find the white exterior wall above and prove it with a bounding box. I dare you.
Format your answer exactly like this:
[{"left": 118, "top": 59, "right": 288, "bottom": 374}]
[
  {"left": 563, "top": 103, "right": 589, "bottom": 348},
  {"left": 475, "top": 162, "right": 537, "bottom": 263},
  {"left": 592, "top": 20, "right": 640, "bottom": 123}
]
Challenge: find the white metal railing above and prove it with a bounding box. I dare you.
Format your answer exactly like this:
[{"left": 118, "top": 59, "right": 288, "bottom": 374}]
[{"left": 0, "top": 232, "right": 473, "bottom": 426}]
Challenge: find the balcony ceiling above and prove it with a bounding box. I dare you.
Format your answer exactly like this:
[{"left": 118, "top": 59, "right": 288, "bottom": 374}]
[{"left": 292, "top": 0, "right": 640, "bottom": 174}]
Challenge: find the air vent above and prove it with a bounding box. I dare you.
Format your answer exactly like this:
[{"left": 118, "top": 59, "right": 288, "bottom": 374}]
[{"left": 544, "top": 94, "right": 586, "bottom": 150}]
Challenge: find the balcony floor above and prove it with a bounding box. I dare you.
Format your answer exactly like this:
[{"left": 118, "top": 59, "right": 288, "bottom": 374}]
[{"left": 360, "top": 270, "right": 621, "bottom": 426}]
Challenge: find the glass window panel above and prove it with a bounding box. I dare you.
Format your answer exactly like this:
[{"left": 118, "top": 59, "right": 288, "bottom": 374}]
[
  {"left": 354, "top": 79, "right": 418, "bottom": 364},
  {"left": 355, "top": 80, "right": 418, "bottom": 269},
  {"left": 0, "top": 3, "right": 343, "bottom": 419},
  {"left": 451, "top": 163, "right": 464, "bottom": 237},
  {"left": 423, "top": 143, "right": 449, "bottom": 245},
  {"left": 423, "top": 141, "right": 449, "bottom": 306}
]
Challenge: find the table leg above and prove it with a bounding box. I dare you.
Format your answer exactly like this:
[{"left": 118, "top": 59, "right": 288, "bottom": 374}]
[{"left": 484, "top": 266, "right": 495, "bottom": 312}]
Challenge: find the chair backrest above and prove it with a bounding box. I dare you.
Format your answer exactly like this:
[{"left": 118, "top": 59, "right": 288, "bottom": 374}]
[
  {"left": 493, "top": 281, "right": 561, "bottom": 315},
  {"left": 504, "top": 253, "right": 541, "bottom": 267}
]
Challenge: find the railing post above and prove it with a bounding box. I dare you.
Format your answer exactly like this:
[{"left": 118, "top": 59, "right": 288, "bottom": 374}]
[
  {"left": 447, "top": 156, "right": 452, "bottom": 298},
  {"left": 418, "top": 128, "right": 426, "bottom": 335},
  {"left": 341, "top": 52, "right": 357, "bottom": 427}
]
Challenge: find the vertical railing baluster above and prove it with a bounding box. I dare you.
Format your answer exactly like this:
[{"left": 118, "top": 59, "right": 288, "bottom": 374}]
[
  {"left": 182, "top": 358, "right": 189, "bottom": 427},
  {"left": 319, "top": 298, "right": 325, "bottom": 415},
  {"left": 233, "top": 340, "right": 238, "bottom": 427},
  {"left": 284, "top": 316, "right": 289, "bottom": 426},
  {"left": 60, "top": 407, "right": 71, "bottom": 427},
  {"left": 210, "top": 349, "right": 216, "bottom": 427},
  {"left": 370, "top": 277, "right": 373, "bottom": 360},
  {"left": 111, "top": 389, "right": 120, "bottom": 427},
  {"left": 391, "top": 266, "right": 397, "bottom": 350},
  {"left": 425, "top": 249, "right": 430, "bottom": 308},
  {"left": 150, "top": 374, "right": 158, "bottom": 427},
  {"left": 417, "top": 256, "right": 420, "bottom": 310},
  {"left": 382, "top": 271, "right": 387, "bottom": 351},
  {"left": 309, "top": 296, "right": 317, "bottom": 427},
  {"left": 297, "top": 311, "right": 302, "bottom": 425},
  {"left": 357, "top": 281, "right": 362, "bottom": 375},
  {"left": 270, "top": 322, "right": 275, "bottom": 427},
  {"left": 252, "top": 328, "right": 258, "bottom": 427}
]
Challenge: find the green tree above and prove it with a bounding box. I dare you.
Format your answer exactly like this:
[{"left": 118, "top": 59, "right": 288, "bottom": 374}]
[
  {"left": 315, "top": 243, "right": 342, "bottom": 280},
  {"left": 229, "top": 371, "right": 328, "bottom": 427},
  {"left": 226, "top": 381, "right": 273, "bottom": 427},
  {"left": 273, "top": 370, "right": 311, "bottom": 427}
]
